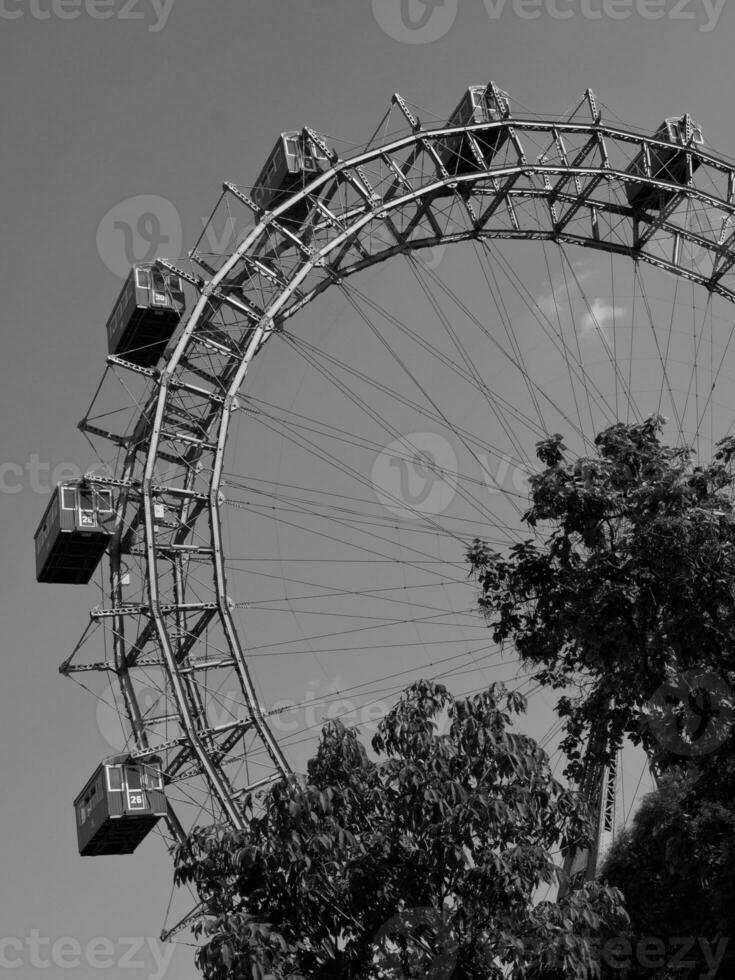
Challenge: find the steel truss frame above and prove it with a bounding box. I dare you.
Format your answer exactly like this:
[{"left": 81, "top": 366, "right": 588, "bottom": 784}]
[{"left": 64, "top": 86, "right": 735, "bottom": 850}]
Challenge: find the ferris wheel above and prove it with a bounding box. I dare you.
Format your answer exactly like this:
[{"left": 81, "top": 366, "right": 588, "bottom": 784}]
[{"left": 35, "top": 83, "right": 735, "bottom": 908}]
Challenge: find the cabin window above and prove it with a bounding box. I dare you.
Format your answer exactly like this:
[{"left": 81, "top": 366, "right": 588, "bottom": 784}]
[
  {"left": 125, "top": 767, "right": 142, "bottom": 791},
  {"left": 136, "top": 268, "right": 151, "bottom": 290},
  {"left": 78, "top": 797, "right": 91, "bottom": 824},
  {"left": 302, "top": 140, "right": 321, "bottom": 168},
  {"left": 106, "top": 766, "right": 123, "bottom": 792},
  {"left": 61, "top": 487, "right": 76, "bottom": 510},
  {"left": 78, "top": 489, "right": 97, "bottom": 528},
  {"left": 285, "top": 137, "right": 298, "bottom": 156},
  {"left": 95, "top": 490, "right": 113, "bottom": 513},
  {"left": 36, "top": 520, "right": 48, "bottom": 550},
  {"left": 79, "top": 786, "right": 97, "bottom": 823},
  {"left": 166, "top": 275, "right": 181, "bottom": 292},
  {"left": 144, "top": 767, "right": 163, "bottom": 790}
]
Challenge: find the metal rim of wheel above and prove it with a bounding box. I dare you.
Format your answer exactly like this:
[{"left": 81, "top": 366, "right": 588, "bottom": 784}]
[{"left": 66, "top": 84, "right": 735, "bottom": 877}]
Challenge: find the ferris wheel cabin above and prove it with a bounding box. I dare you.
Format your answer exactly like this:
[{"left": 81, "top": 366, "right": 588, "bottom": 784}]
[
  {"left": 106, "top": 263, "right": 186, "bottom": 368},
  {"left": 74, "top": 757, "right": 167, "bottom": 856},
  {"left": 625, "top": 114, "right": 704, "bottom": 210},
  {"left": 34, "top": 482, "right": 114, "bottom": 584},
  {"left": 250, "top": 130, "right": 329, "bottom": 226},
  {"left": 438, "top": 85, "right": 511, "bottom": 176}
]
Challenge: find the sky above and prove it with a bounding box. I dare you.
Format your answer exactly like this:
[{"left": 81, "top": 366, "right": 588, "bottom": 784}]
[{"left": 2, "top": 2, "right": 735, "bottom": 978}]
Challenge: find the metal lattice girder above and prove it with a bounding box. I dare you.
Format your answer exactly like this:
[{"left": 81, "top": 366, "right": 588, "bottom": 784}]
[{"left": 63, "top": 90, "right": 735, "bottom": 846}]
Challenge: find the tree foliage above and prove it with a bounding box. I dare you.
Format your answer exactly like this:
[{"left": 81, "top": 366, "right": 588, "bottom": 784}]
[
  {"left": 175, "top": 680, "right": 628, "bottom": 979},
  {"left": 599, "top": 765, "right": 735, "bottom": 979},
  {"left": 467, "top": 416, "right": 735, "bottom": 778}
]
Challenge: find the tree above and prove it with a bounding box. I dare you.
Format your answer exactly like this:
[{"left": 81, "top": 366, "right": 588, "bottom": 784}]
[
  {"left": 175, "top": 680, "right": 628, "bottom": 979},
  {"left": 598, "top": 767, "right": 735, "bottom": 979},
  {"left": 467, "top": 415, "right": 735, "bottom": 977},
  {"left": 467, "top": 416, "right": 735, "bottom": 780}
]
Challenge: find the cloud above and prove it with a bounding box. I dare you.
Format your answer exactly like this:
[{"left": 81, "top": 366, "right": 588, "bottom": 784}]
[
  {"left": 532, "top": 273, "right": 625, "bottom": 345},
  {"left": 578, "top": 298, "right": 625, "bottom": 342},
  {"left": 535, "top": 269, "right": 594, "bottom": 321},
  {"left": 537, "top": 289, "right": 561, "bottom": 319}
]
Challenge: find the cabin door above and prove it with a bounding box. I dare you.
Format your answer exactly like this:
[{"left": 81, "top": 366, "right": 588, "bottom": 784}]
[
  {"left": 124, "top": 766, "right": 146, "bottom": 811},
  {"left": 77, "top": 489, "right": 97, "bottom": 529},
  {"left": 150, "top": 270, "right": 168, "bottom": 308}
]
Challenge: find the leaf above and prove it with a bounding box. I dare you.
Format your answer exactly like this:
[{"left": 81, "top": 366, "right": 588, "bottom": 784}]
[{"left": 175, "top": 672, "right": 631, "bottom": 977}]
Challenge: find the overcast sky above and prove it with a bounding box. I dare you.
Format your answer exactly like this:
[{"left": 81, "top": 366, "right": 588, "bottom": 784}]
[{"left": 2, "top": 2, "right": 735, "bottom": 978}]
